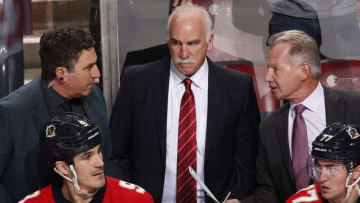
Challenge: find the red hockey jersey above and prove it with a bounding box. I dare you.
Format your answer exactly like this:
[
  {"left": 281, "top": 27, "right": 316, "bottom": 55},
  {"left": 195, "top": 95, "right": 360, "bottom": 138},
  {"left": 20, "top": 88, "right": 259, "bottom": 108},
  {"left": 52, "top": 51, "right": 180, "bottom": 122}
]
[
  {"left": 19, "top": 176, "right": 154, "bottom": 203},
  {"left": 286, "top": 184, "right": 323, "bottom": 203}
]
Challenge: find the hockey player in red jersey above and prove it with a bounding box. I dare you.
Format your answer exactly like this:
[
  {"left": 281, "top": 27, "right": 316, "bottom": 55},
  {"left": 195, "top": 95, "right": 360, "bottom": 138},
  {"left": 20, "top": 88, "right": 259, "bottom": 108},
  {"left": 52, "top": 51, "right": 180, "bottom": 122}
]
[
  {"left": 287, "top": 123, "right": 360, "bottom": 203},
  {"left": 19, "top": 112, "right": 154, "bottom": 203}
]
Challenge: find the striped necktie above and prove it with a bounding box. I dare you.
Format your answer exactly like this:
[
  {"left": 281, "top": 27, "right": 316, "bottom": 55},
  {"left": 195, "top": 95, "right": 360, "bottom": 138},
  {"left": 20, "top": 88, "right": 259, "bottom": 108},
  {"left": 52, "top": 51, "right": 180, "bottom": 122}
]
[
  {"left": 177, "top": 78, "right": 197, "bottom": 203},
  {"left": 292, "top": 104, "right": 311, "bottom": 191}
]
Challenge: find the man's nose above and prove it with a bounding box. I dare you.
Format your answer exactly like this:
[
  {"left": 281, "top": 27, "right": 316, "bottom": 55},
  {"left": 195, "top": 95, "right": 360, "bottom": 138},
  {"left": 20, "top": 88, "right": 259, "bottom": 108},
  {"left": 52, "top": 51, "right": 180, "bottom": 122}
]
[
  {"left": 317, "top": 168, "right": 328, "bottom": 183},
  {"left": 91, "top": 65, "right": 101, "bottom": 78},
  {"left": 179, "top": 45, "right": 189, "bottom": 59},
  {"left": 95, "top": 152, "right": 104, "bottom": 167},
  {"left": 264, "top": 69, "right": 273, "bottom": 82}
]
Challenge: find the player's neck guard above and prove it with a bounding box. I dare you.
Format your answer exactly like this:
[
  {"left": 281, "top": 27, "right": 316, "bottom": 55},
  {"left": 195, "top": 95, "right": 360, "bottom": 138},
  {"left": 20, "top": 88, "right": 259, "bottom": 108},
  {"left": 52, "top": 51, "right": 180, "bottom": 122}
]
[
  {"left": 343, "top": 172, "right": 360, "bottom": 202},
  {"left": 53, "top": 165, "right": 98, "bottom": 197}
]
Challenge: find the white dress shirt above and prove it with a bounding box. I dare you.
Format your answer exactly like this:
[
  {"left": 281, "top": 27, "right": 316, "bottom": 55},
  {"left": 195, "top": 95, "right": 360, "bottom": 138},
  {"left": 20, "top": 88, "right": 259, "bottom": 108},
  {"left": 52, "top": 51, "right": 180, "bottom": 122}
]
[
  {"left": 288, "top": 82, "right": 327, "bottom": 157},
  {"left": 162, "top": 59, "right": 209, "bottom": 203}
]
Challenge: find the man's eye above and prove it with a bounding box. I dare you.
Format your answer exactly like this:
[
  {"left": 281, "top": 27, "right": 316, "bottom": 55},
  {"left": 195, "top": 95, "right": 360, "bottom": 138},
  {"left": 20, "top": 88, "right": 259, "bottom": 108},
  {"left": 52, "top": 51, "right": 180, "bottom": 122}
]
[
  {"left": 328, "top": 166, "right": 340, "bottom": 172},
  {"left": 171, "top": 40, "right": 181, "bottom": 45},
  {"left": 83, "top": 155, "right": 91, "bottom": 160},
  {"left": 188, "top": 41, "right": 199, "bottom": 46},
  {"left": 84, "top": 65, "right": 92, "bottom": 71}
]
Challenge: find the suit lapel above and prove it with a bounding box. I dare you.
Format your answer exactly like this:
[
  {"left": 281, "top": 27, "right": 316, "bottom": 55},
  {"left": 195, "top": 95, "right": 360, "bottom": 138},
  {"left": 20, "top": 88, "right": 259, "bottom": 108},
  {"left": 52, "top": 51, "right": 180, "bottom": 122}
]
[
  {"left": 83, "top": 92, "right": 103, "bottom": 128},
  {"left": 83, "top": 97, "right": 98, "bottom": 125},
  {"left": 204, "top": 60, "right": 222, "bottom": 163},
  {"left": 324, "top": 87, "right": 344, "bottom": 125},
  {"left": 275, "top": 104, "right": 296, "bottom": 188},
  {"left": 152, "top": 59, "right": 171, "bottom": 163},
  {"left": 31, "top": 77, "right": 51, "bottom": 134},
  {"left": 32, "top": 105, "right": 50, "bottom": 135}
]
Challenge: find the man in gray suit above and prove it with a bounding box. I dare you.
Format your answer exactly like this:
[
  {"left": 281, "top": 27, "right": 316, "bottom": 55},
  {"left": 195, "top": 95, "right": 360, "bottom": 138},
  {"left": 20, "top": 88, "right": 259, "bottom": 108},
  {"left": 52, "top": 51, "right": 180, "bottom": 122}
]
[
  {"left": 242, "top": 30, "right": 360, "bottom": 203},
  {"left": 0, "top": 27, "right": 115, "bottom": 202}
]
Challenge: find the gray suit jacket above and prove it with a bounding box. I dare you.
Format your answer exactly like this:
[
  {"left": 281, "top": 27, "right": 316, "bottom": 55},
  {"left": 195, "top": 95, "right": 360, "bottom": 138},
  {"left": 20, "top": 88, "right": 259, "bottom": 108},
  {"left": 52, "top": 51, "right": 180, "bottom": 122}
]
[
  {"left": 0, "top": 76, "right": 115, "bottom": 202},
  {"left": 110, "top": 58, "right": 261, "bottom": 202},
  {"left": 243, "top": 86, "right": 360, "bottom": 203}
]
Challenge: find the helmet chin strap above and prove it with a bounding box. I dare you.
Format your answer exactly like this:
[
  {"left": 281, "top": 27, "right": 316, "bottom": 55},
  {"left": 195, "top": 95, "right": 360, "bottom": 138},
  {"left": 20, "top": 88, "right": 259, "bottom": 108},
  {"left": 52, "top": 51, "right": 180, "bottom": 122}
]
[
  {"left": 342, "top": 172, "right": 360, "bottom": 203},
  {"left": 53, "top": 165, "right": 98, "bottom": 197}
]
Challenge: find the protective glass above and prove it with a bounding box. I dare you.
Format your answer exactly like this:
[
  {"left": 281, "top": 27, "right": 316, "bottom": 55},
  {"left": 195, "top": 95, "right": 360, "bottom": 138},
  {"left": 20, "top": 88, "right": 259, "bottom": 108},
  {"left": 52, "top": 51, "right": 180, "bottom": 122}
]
[{"left": 307, "top": 156, "right": 347, "bottom": 180}]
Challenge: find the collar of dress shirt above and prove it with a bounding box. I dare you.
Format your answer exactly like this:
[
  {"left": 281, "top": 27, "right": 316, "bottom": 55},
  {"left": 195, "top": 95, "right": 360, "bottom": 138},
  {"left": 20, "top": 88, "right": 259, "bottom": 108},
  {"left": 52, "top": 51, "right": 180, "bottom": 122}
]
[
  {"left": 289, "top": 82, "right": 325, "bottom": 119},
  {"left": 170, "top": 58, "right": 209, "bottom": 90},
  {"left": 42, "top": 79, "right": 68, "bottom": 108}
]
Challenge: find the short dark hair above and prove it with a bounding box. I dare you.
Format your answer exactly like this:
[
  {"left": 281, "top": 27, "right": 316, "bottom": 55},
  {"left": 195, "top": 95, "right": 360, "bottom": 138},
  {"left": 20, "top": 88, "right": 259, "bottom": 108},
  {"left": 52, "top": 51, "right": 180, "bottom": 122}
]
[{"left": 39, "top": 27, "right": 95, "bottom": 81}]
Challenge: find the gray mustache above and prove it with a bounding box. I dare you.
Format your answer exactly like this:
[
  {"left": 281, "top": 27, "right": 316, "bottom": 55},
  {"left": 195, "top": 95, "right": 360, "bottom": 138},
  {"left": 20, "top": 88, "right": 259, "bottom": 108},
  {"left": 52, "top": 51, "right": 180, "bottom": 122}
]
[{"left": 176, "top": 58, "right": 195, "bottom": 64}]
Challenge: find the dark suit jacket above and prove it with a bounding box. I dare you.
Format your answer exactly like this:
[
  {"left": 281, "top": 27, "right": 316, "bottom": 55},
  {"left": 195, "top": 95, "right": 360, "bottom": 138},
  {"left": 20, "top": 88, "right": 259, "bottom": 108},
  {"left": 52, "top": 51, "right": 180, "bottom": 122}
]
[
  {"left": 242, "top": 87, "right": 360, "bottom": 203},
  {"left": 110, "top": 58, "right": 260, "bottom": 202},
  {"left": 0, "top": 76, "right": 115, "bottom": 202}
]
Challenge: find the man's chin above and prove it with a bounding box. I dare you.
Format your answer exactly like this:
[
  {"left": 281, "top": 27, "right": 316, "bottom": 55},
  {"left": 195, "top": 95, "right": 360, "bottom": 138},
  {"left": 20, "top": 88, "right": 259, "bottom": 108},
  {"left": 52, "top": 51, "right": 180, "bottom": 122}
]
[
  {"left": 177, "top": 65, "right": 198, "bottom": 77},
  {"left": 98, "top": 180, "right": 106, "bottom": 188},
  {"left": 320, "top": 191, "right": 334, "bottom": 201},
  {"left": 270, "top": 91, "right": 282, "bottom": 100},
  {"left": 81, "top": 89, "right": 92, "bottom": 97},
  {"left": 92, "top": 178, "right": 106, "bottom": 190}
]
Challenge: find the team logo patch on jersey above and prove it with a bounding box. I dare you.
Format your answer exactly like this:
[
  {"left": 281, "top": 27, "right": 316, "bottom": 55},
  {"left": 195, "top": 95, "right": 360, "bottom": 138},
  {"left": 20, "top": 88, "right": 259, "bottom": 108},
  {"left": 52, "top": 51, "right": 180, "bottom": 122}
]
[
  {"left": 46, "top": 124, "right": 56, "bottom": 138},
  {"left": 347, "top": 127, "right": 360, "bottom": 139},
  {"left": 78, "top": 120, "right": 90, "bottom": 127},
  {"left": 119, "top": 180, "right": 146, "bottom": 194}
]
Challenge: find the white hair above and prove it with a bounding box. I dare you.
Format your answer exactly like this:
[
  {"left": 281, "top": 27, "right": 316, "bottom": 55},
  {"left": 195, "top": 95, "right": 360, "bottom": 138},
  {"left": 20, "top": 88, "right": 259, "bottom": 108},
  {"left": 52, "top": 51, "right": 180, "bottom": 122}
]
[{"left": 167, "top": 3, "right": 213, "bottom": 42}]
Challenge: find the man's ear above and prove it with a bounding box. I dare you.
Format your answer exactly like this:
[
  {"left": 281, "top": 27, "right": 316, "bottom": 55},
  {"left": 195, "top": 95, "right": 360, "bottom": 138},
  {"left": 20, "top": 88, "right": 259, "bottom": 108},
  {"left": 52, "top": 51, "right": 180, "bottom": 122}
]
[
  {"left": 207, "top": 34, "right": 214, "bottom": 52},
  {"left": 55, "top": 67, "right": 67, "bottom": 81},
  {"left": 298, "top": 62, "right": 311, "bottom": 81},
  {"left": 55, "top": 161, "right": 71, "bottom": 176},
  {"left": 352, "top": 165, "right": 360, "bottom": 179}
]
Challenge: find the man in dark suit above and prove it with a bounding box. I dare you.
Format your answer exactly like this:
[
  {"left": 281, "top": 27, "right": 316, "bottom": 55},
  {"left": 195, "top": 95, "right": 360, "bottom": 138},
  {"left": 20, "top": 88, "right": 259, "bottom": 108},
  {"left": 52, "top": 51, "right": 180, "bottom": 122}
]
[
  {"left": 242, "top": 30, "right": 360, "bottom": 203},
  {"left": 110, "top": 3, "right": 260, "bottom": 203},
  {"left": 0, "top": 27, "right": 116, "bottom": 202}
]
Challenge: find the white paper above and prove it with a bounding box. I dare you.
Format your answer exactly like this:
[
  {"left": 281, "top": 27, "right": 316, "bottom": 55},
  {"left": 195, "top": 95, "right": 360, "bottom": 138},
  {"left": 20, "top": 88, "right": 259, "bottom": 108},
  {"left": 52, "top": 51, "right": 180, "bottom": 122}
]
[{"left": 189, "top": 167, "right": 231, "bottom": 203}]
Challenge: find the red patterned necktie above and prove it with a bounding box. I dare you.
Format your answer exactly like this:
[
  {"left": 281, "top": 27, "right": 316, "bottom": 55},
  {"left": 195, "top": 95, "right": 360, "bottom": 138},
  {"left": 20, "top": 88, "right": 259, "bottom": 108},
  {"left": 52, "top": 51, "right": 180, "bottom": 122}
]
[
  {"left": 177, "top": 78, "right": 197, "bottom": 203},
  {"left": 292, "top": 104, "right": 311, "bottom": 191}
]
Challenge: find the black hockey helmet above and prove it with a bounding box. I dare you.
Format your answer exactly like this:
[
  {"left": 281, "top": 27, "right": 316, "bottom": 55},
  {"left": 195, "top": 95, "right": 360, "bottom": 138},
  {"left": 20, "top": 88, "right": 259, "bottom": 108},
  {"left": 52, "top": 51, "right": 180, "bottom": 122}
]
[
  {"left": 40, "top": 112, "right": 102, "bottom": 166},
  {"left": 311, "top": 122, "right": 360, "bottom": 168}
]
